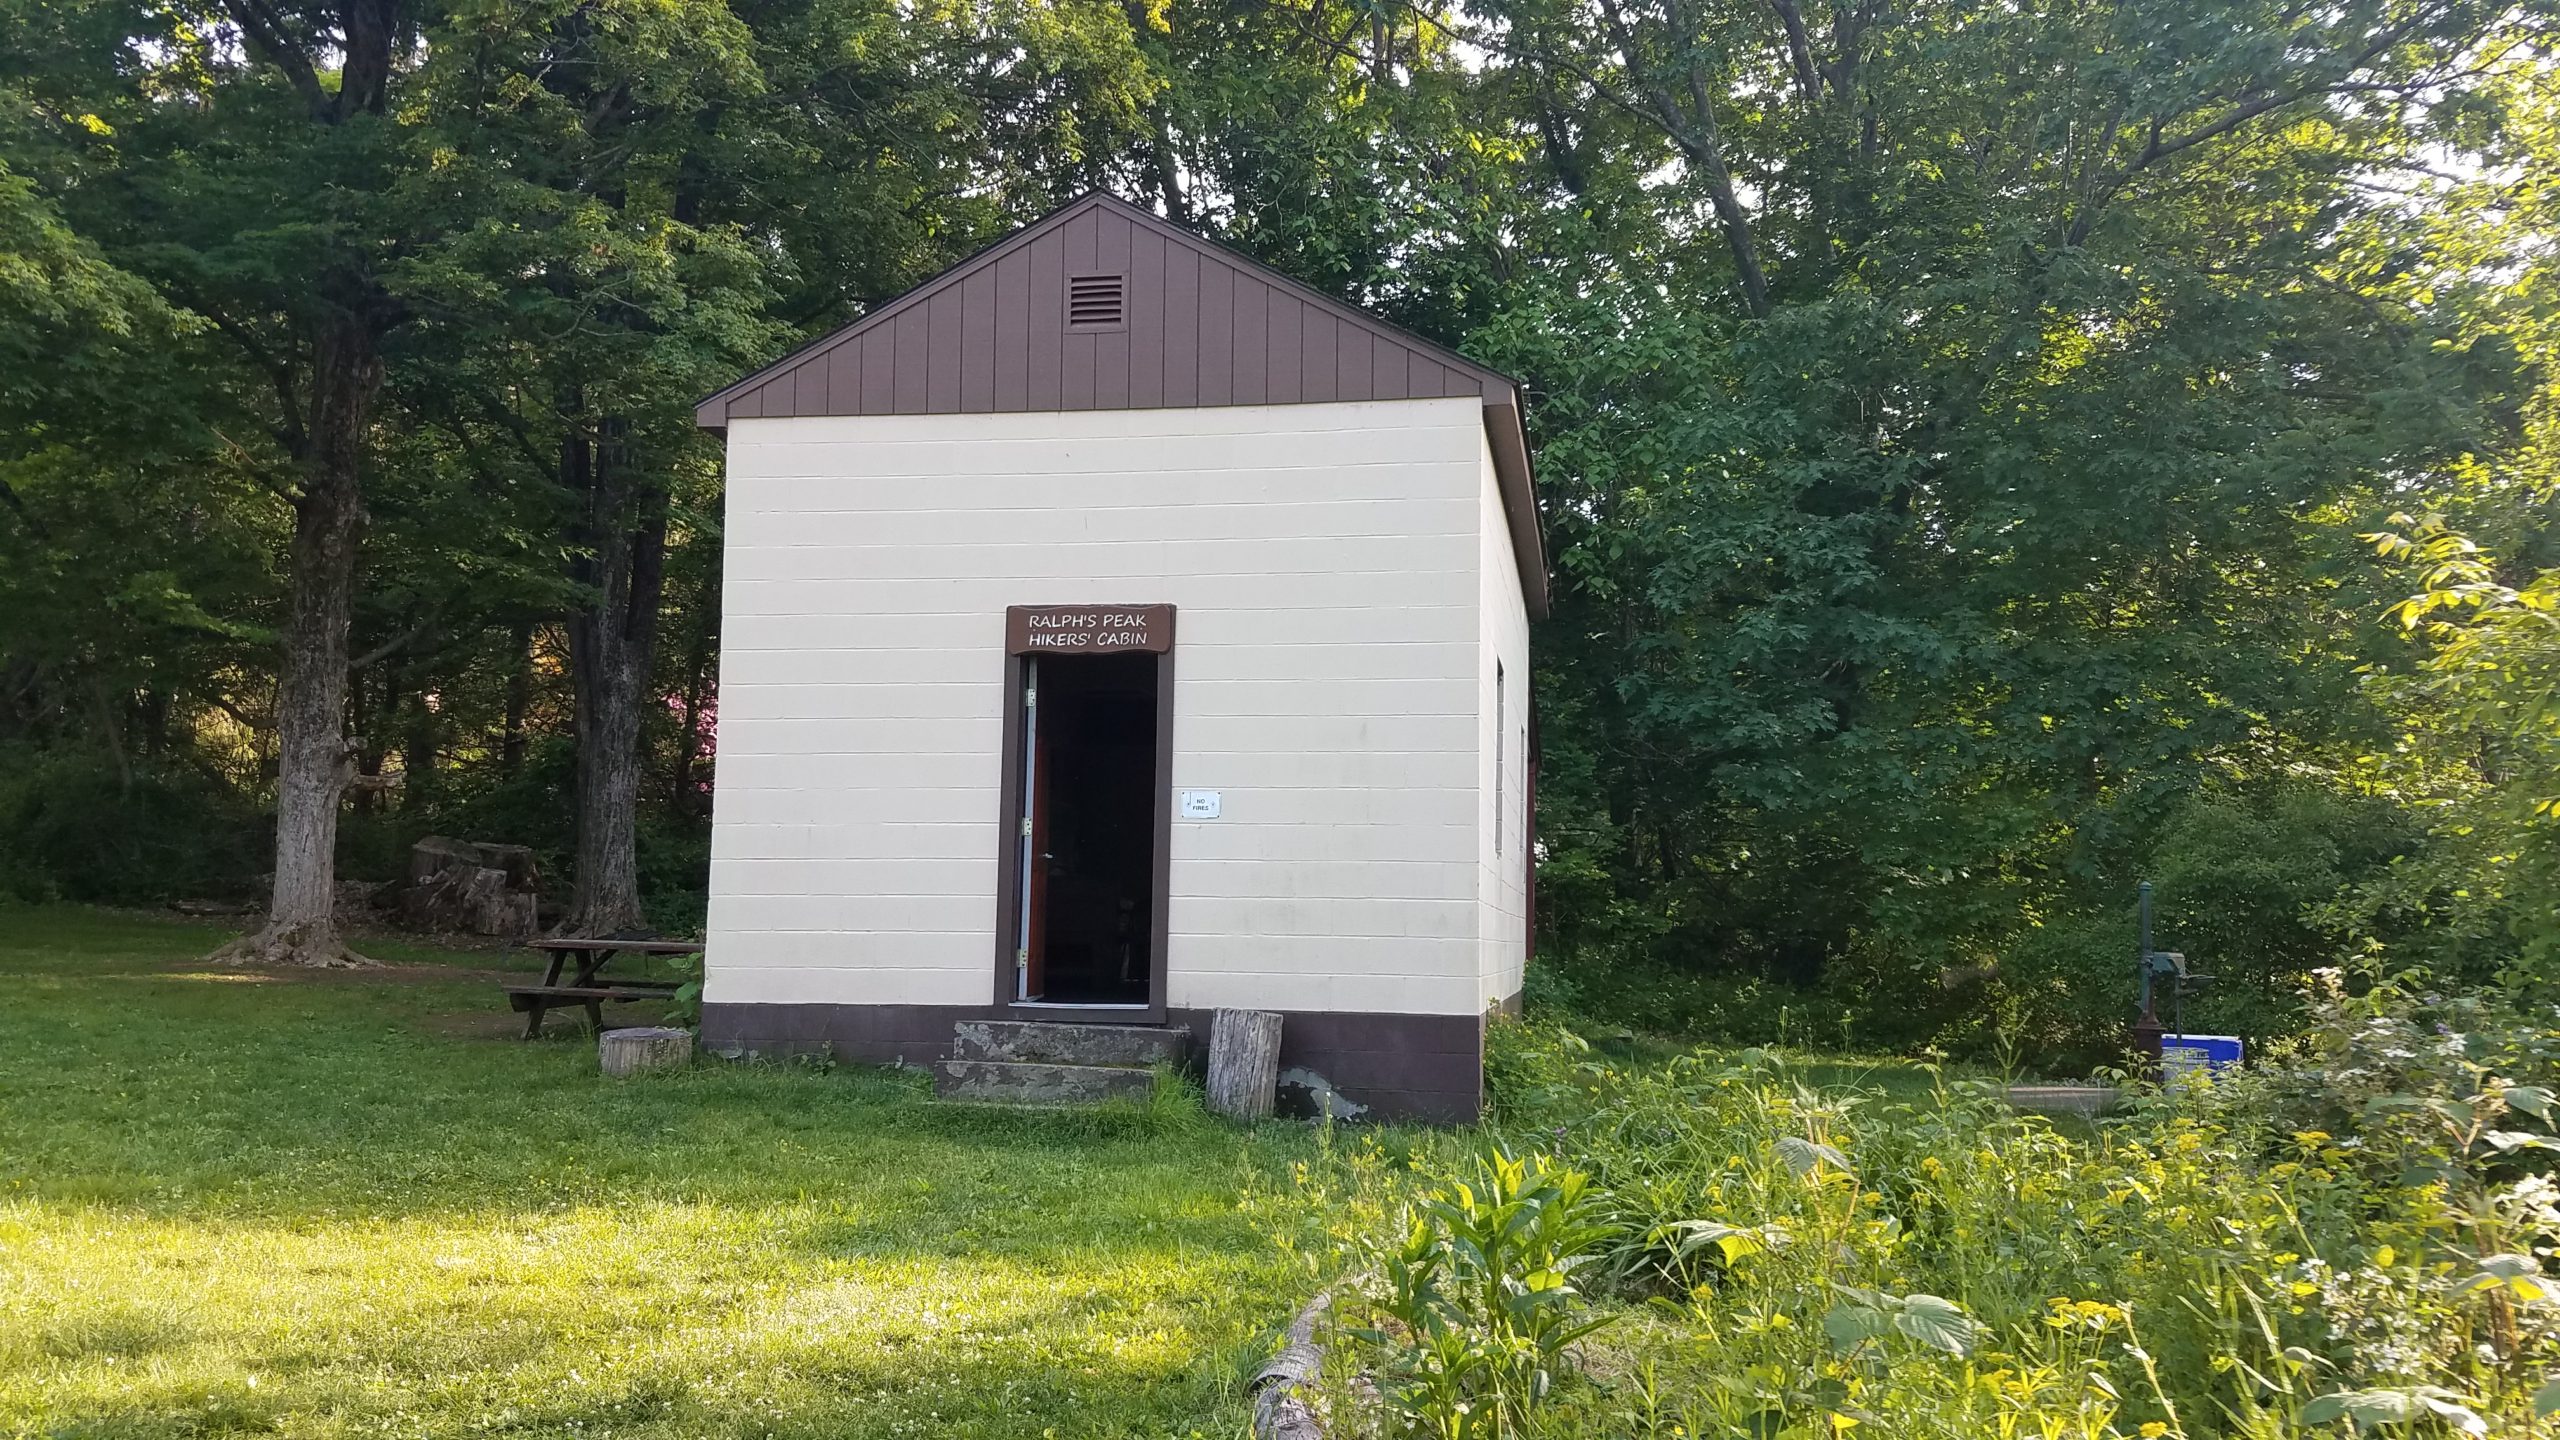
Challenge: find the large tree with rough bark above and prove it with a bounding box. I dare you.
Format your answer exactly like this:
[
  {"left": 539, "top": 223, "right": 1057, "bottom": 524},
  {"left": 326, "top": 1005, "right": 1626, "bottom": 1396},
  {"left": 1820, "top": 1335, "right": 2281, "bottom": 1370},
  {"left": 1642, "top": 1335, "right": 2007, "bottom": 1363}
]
[{"left": 5, "top": 0, "right": 429, "bottom": 964}]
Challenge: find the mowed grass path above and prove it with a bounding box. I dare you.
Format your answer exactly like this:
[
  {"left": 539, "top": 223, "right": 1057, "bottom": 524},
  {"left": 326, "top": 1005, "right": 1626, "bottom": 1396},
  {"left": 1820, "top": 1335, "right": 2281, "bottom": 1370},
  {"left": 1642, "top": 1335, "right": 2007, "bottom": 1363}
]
[{"left": 0, "top": 908, "right": 1352, "bottom": 1439}]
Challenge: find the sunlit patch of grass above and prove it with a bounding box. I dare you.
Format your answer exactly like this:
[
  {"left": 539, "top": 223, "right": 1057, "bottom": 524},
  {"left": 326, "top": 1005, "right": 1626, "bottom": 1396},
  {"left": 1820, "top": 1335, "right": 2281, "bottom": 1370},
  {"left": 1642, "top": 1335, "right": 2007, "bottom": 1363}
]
[{"left": 0, "top": 904, "right": 1353, "bottom": 1438}]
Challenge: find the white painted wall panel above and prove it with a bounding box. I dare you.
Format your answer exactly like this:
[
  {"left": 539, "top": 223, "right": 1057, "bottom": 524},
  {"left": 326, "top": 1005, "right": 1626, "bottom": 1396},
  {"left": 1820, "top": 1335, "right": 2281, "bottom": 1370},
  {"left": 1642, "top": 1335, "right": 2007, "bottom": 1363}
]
[
  {"left": 707, "top": 398, "right": 1524, "bottom": 1017},
  {"left": 1477, "top": 441, "right": 1535, "bottom": 1007}
]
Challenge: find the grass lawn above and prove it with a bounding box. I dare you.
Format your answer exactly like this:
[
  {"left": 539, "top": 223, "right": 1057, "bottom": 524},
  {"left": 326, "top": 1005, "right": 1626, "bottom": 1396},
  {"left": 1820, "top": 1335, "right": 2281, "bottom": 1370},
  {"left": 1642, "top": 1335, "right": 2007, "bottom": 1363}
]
[{"left": 0, "top": 907, "right": 1371, "bottom": 1439}]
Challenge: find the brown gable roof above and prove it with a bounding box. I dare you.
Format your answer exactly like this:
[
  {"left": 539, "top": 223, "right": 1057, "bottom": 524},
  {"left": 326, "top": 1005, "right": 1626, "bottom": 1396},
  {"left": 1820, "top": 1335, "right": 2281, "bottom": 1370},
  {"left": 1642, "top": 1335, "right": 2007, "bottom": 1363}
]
[{"left": 695, "top": 192, "right": 1548, "bottom": 618}]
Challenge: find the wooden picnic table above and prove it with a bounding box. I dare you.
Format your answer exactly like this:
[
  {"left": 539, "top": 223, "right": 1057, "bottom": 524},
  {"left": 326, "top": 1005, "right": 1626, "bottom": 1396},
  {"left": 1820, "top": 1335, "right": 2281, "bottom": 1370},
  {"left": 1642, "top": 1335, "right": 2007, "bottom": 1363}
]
[{"left": 505, "top": 937, "right": 701, "bottom": 1039}]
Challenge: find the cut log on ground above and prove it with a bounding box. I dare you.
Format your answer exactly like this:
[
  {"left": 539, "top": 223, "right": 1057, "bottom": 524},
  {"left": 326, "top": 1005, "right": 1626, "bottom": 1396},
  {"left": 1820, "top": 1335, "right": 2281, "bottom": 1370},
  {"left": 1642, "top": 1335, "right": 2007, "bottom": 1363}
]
[
  {"left": 599, "top": 1026, "right": 694, "bottom": 1077},
  {"left": 398, "top": 836, "right": 539, "bottom": 938},
  {"left": 1207, "top": 1008, "right": 1283, "bottom": 1121},
  {"left": 1251, "top": 1289, "right": 1330, "bottom": 1440}
]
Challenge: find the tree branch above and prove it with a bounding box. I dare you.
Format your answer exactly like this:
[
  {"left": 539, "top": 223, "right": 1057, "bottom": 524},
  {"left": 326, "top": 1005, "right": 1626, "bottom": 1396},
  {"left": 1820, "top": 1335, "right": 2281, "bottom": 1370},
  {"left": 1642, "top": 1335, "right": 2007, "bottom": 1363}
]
[
  {"left": 1767, "top": 0, "right": 1821, "bottom": 106},
  {"left": 2064, "top": 21, "right": 2422, "bottom": 246},
  {"left": 352, "top": 602, "right": 446, "bottom": 671},
  {"left": 194, "top": 302, "right": 308, "bottom": 460},
  {"left": 219, "top": 0, "right": 329, "bottom": 117}
]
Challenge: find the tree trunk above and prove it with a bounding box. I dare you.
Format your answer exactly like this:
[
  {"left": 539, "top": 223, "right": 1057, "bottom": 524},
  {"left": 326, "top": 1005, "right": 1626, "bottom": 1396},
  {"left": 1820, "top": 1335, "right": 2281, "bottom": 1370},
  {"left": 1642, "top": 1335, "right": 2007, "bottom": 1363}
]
[
  {"left": 217, "top": 302, "right": 379, "bottom": 967},
  {"left": 500, "top": 619, "right": 533, "bottom": 773},
  {"left": 561, "top": 417, "right": 665, "bottom": 938},
  {"left": 400, "top": 654, "right": 439, "bottom": 810},
  {"left": 348, "top": 659, "right": 382, "bottom": 814},
  {"left": 89, "top": 677, "right": 132, "bottom": 797}
]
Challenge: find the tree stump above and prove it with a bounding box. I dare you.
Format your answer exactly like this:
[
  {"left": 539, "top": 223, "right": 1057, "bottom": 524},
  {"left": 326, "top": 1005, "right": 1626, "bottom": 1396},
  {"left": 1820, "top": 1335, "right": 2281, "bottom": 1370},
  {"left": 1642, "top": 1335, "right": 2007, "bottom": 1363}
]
[
  {"left": 599, "top": 1026, "right": 693, "bottom": 1077},
  {"left": 1207, "top": 1009, "right": 1283, "bottom": 1121},
  {"left": 399, "top": 836, "right": 539, "bottom": 938}
]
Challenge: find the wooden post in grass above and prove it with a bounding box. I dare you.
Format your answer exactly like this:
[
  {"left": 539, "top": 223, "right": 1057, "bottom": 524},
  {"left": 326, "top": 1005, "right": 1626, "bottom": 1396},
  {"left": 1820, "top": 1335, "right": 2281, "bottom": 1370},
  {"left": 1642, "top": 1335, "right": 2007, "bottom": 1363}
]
[
  {"left": 600, "top": 1026, "right": 693, "bottom": 1077},
  {"left": 1207, "top": 1009, "right": 1282, "bottom": 1121}
]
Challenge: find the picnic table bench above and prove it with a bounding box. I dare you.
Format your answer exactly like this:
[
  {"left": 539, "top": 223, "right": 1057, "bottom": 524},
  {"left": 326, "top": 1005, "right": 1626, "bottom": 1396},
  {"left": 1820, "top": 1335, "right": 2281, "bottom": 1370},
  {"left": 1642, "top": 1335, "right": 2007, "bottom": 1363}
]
[{"left": 505, "top": 937, "right": 701, "bottom": 1038}]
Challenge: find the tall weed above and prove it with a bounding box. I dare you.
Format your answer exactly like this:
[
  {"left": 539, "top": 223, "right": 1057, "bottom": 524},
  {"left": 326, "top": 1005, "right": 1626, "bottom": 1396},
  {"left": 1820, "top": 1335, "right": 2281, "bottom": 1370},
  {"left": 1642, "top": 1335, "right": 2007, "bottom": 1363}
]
[{"left": 1342, "top": 1000, "right": 2560, "bottom": 1436}]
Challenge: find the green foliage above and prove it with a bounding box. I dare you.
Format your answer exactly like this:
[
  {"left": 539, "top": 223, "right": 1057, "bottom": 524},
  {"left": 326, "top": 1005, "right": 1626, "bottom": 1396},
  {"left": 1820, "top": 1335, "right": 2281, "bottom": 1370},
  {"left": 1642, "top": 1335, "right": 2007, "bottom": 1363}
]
[
  {"left": 662, "top": 947, "right": 705, "bottom": 1028},
  {"left": 1393, "top": 1012, "right": 2560, "bottom": 1437},
  {"left": 0, "top": 0, "right": 1166, "bottom": 928},
  {"left": 0, "top": 748, "right": 264, "bottom": 903},
  {"left": 2358, "top": 513, "right": 2560, "bottom": 984},
  {"left": 1352, "top": 1144, "right": 1622, "bottom": 1437},
  {"left": 1444, "top": 0, "right": 2560, "bottom": 1058}
]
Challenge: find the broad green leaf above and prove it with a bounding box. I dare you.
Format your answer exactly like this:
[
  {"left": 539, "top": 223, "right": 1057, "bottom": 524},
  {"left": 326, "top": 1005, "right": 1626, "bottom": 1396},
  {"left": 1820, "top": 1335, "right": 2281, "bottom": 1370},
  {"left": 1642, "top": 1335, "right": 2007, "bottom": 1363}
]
[
  {"left": 2533, "top": 1377, "right": 2560, "bottom": 1418},
  {"left": 1822, "top": 1304, "right": 1888, "bottom": 1350},
  {"left": 1889, "top": 1294, "right": 1982, "bottom": 1356},
  {"left": 2504, "top": 1085, "right": 2555, "bottom": 1119},
  {"left": 1776, "top": 1136, "right": 1853, "bottom": 1179},
  {"left": 2465, "top": 1253, "right": 2542, "bottom": 1286}
]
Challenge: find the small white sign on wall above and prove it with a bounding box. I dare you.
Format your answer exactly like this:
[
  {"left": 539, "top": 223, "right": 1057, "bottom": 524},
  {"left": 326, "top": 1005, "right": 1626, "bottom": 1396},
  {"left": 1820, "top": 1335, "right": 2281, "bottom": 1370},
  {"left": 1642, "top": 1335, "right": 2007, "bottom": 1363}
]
[{"left": 1179, "top": 790, "right": 1222, "bottom": 819}]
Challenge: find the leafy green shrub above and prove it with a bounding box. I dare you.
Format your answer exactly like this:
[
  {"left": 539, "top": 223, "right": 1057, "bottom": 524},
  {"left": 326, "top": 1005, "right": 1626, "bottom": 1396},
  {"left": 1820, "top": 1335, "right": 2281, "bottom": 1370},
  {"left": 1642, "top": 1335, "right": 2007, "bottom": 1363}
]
[
  {"left": 0, "top": 747, "right": 263, "bottom": 903},
  {"left": 1347, "top": 1145, "right": 1621, "bottom": 1437},
  {"left": 1351, "top": 1016, "right": 2560, "bottom": 1438},
  {"left": 1533, "top": 780, "right": 2436, "bottom": 1075},
  {"left": 663, "top": 949, "right": 704, "bottom": 1028}
]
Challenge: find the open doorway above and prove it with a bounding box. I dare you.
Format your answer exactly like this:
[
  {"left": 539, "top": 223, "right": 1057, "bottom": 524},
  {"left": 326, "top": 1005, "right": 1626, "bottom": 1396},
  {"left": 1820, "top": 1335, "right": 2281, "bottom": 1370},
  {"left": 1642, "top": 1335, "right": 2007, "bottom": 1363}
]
[{"left": 1011, "top": 650, "right": 1160, "bottom": 1007}]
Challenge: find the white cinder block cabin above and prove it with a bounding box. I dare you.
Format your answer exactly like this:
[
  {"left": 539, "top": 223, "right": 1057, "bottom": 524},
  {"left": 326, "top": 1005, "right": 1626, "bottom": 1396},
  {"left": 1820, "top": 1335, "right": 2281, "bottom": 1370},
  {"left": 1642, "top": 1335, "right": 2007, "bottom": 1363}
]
[{"left": 693, "top": 193, "right": 1546, "bottom": 1121}]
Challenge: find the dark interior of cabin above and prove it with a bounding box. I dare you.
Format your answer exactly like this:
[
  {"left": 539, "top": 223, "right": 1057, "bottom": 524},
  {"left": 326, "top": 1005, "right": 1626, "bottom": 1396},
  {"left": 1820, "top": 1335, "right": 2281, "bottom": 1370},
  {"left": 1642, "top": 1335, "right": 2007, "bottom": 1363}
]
[{"left": 1027, "top": 652, "right": 1157, "bottom": 1005}]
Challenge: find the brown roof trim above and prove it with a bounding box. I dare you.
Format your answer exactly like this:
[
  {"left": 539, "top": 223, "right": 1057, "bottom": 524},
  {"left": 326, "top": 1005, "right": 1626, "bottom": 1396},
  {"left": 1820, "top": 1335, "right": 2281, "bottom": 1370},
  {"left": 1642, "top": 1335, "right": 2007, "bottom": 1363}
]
[{"left": 695, "top": 192, "right": 1549, "bottom": 619}]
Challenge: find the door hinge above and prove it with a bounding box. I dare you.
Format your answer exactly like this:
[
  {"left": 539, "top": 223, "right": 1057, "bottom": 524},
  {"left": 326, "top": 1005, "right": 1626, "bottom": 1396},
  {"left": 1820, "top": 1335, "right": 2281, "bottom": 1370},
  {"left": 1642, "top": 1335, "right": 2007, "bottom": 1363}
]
[
  {"left": 1023, "top": 686, "right": 1036, "bottom": 707},
  {"left": 1015, "top": 948, "right": 1029, "bottom": 971},
  {"left": 1020, "top": 816, "right": 1033, "bottom": 838}
]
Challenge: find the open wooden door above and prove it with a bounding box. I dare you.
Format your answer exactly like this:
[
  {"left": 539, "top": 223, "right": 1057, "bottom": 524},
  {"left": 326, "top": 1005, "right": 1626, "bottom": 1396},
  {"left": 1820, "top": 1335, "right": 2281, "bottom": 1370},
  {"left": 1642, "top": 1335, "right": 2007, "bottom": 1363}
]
[{"left": 1009, "top": 657, "right": 1041, "bottom": 1000}]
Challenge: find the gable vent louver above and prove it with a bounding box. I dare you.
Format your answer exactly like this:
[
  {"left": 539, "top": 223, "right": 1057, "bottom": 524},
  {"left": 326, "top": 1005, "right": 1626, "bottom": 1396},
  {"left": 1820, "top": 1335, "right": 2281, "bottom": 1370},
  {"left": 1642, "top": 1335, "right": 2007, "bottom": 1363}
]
[{"left": 1067, "top": 273, "right": 1127, "bottom": 329}]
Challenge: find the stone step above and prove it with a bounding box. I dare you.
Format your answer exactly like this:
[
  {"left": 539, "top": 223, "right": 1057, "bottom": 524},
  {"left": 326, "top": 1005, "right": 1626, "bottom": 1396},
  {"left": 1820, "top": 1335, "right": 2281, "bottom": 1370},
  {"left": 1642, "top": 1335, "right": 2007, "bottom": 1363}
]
[
  {"left": 933, "top": 1059, "right": 1158, "bottom": 1106},
  {"left": 950, "top": 1018, "right": 1190, "bottom": 1068}
]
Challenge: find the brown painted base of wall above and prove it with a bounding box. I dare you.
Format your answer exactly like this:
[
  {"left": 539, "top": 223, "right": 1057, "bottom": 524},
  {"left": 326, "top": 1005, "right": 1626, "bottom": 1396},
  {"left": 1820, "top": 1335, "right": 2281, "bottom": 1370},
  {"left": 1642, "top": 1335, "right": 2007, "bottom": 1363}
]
[{"left": 699, "top": 1000, "right": 1509, "bottom": 1123}]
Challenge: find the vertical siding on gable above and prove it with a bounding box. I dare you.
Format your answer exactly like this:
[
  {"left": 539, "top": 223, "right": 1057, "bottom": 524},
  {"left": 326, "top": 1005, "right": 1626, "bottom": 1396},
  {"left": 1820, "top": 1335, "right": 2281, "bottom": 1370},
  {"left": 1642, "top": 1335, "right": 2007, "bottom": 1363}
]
[
  {"left": 1232, "top": 272, "right": 1267, "bottom": 402},
  {"left": 825, "top": 336, "right": 859, "bottom": 413},
  {"left": 1128, "top": 226, "right": 1166, "bottom": 409},
  {"left": 1301, "top": 309, "right": 1338, "bottom": 405},
  {"left": 1197, "top": 260, "right": 1234, "bottom": 399},
  {"left": 1338, "top": 317, "right": 1372, "bottom": 398},
  {"left": 1264, "top": 289, "right": 1301, "bottom": 404},
  {"left": 960, "top": 268, "right": 996, "bottom": 411},
  {"left": 709, "top": 398, "right": 1495, "bottom": 1017},
  {"left": 1094, "top": 212, "right": 1133, "bottom": 409},
  {"left": 925, "top": 290, "right": 962, "bottom": 410},
  {"left": 993, "top": 250, "right": 1029, "bottom": 412},
  {"left": 1027, "top": 231, "right": 1065, "bottom": 411},
  {"left": 891, "top": 310, "right": 928, "bottom": 414},
  {"left": 1372, "top": 333, "right": 1408, "bottom": 401},
  {"left": 1060, "top": 210, "right": 1100, "bottom": 410},
  {"left": 860, "top": 328, "right": 894, "bottom": 415},
  {"left": 794, "top": 343, "right": 826, "bottom": 413},
  {"left": 1163, "top": 243, "right": 1200, "bottom": 408},
  {"left": 712, "top": 202, "right": 1515, "bottom": 443}
]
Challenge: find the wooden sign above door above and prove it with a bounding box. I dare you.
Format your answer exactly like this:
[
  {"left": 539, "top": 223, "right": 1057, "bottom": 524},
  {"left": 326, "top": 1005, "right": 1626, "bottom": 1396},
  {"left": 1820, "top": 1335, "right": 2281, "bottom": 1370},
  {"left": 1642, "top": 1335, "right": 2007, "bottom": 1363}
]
[{"left": 1005, "top": 604, "right": 1175, "bottom": 655}]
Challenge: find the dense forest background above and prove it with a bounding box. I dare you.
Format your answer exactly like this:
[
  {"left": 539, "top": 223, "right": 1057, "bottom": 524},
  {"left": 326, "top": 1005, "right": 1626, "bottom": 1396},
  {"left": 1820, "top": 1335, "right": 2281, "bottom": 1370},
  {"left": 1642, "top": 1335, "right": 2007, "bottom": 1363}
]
[{"left": 3, "top": 0, "right": 2556, "bottom": 1064}]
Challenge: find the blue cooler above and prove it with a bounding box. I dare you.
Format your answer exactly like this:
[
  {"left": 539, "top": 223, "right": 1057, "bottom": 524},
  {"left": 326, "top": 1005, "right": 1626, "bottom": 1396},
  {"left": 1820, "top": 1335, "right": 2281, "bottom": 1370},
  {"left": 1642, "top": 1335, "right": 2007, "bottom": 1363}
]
[{"left": 2161, "top": 1033, "right": 2244, "bottom": 1089}]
